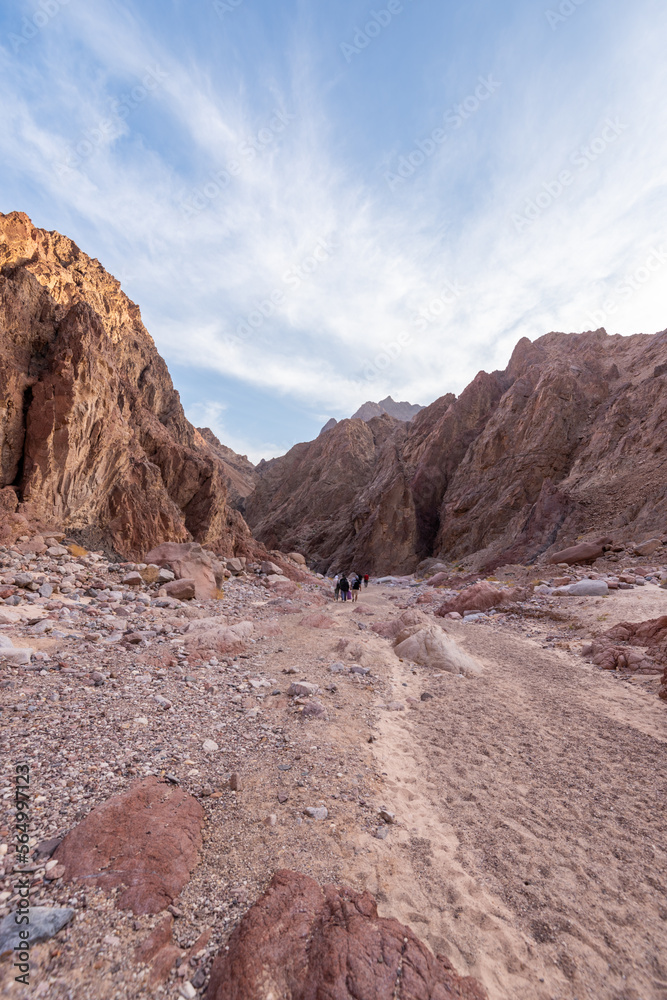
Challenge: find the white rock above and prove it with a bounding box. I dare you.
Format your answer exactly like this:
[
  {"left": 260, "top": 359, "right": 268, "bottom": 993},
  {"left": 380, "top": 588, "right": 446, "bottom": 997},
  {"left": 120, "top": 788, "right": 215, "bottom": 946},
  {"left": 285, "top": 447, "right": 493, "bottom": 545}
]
[
  {"left": 552, "top": 580, "right": 609, "bottom": 597},
  {"left": 304, "top": 806, "right": 328, "bottom": 820},
  {"left": 393, "top": 625, "right": 483, "bottom": 678},
  {"left": 202, "top": 739, "right": 219, "bottom": 753}
]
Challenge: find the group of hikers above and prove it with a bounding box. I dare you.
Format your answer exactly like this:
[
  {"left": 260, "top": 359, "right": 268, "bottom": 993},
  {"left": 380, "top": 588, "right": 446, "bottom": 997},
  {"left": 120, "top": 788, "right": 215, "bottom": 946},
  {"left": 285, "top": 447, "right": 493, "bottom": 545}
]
[{"left": 333, "top": 572, "right": 369, "bottom": 602}]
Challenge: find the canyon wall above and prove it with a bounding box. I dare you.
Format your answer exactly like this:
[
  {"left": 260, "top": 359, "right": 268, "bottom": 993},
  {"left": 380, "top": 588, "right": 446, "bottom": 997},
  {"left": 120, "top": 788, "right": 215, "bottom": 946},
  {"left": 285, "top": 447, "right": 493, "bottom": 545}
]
[
  {"left": 247, "top": 329, "right": 667, "bottom": 573},
  {"left": 0, "top": 211, "right": 254, "bottom": 558}
]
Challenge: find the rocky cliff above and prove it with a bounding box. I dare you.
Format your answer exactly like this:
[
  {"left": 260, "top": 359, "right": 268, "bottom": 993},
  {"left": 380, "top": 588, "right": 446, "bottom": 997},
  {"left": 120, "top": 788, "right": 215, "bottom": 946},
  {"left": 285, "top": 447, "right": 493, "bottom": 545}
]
[
  {"left": 0, "top": 211, "right": 254, "bottom": 558},
  {"left": 351, "top": 395, "right": 424, "bottom": 422},
  {"left": 246, "top": 329, "right": 667, "bottom": 573}
]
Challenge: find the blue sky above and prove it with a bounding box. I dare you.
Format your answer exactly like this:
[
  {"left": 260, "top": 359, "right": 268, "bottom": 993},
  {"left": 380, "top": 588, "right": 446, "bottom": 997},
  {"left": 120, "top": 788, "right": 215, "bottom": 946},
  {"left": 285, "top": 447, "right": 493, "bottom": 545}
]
[{"left": 1, "top": 0, "right": 666, "bottom": 462}]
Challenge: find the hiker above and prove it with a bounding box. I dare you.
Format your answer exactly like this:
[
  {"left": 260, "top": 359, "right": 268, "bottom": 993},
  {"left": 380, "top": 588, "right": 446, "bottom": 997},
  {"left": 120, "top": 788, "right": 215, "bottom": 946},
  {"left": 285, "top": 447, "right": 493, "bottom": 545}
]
[
  {"left": 339, "top": 574, "right": 350, "bottom": 602},
  {"left": 351, "top": 574, "right": 361, "bottom": 602},
  {"left": 363, "top": 573, "right": 369, "bottom": 588},
  {"left": 333, "top": 573, "right": 340, "bottom": 601}
]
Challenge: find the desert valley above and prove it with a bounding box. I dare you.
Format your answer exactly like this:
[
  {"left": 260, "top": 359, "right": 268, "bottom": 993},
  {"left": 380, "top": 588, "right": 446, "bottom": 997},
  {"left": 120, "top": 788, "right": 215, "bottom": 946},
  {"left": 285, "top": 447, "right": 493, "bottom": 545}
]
[{"left": 0, "top": 211, "right": 666, "bottom": 1000}]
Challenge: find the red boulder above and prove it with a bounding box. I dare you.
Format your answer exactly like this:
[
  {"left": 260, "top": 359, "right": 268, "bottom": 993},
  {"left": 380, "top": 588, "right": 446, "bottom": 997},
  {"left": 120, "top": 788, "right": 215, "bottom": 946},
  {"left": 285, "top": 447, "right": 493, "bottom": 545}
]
[
  {"left": 206, "top": 869, "right": 487, "bottom": 1000},
  {"left": 53, "top": 776, "right": 204, "bottom": 914}
]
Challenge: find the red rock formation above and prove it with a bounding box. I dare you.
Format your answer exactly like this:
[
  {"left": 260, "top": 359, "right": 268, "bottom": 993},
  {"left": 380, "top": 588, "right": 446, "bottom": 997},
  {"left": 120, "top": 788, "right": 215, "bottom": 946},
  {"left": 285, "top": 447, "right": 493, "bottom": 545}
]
[
  {"left": 247, "top": 328, "right": 667, "bottom": 573},
  {"left": 548, "top": 539, "right": 613, "bottom": 565},
  {"left": 246, "top": 413, "right": 418, "bottom": 575},
  {"left": 0, "top": 211, "right": 254, "bottom": 558},
  {"left": 435, "top": 581, "right": 527, "bottom": 616},
  {"left": 590, "top": 615, "right": 667, "bottom": 675},
  {"left": 206, "top": 869, "right": 488, "bottom": 1000},
  {"left": 53, "top": 776, "right": 203, "bottom": 914}
]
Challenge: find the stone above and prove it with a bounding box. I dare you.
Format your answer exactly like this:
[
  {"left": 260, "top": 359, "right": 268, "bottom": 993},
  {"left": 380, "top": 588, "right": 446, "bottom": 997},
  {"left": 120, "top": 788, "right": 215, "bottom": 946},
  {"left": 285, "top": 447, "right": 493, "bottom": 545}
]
[
  {"left": 134, "top": 915, "right": 181, "bottom": 986},
  {"left": 157, "top": 567, "right": 175, "bottom": 584},
  {"left": 184, "top": 619, "right": 254, "bottom": 657},
  {"left": 300, "top": 699, "right": 328, "bottom": 720},
  {"left": 288, "top": 552, "right": 307, "bottom": 565},
  {"left": 145, "top": 542, "right": 224, "bottom": 600},
  {"left": 551, "top": 580, "right": 609, "bottom": 597},
  {"left": 38, "top": 582, "right": 54, "bottom": 598},
  {"left": 226, "top": 558, "right": 244, "bottom": 575},
  {"left": 53, "top": 776, "right": 204, "bottom": 914},
  {"left": 205, "top": 870, "right": 488, "bottom": 1000},
  {"left": 304, "top": 807, "right": 328, "bottom": 820},
  {"left": 287, "top": 681, "right": 319, "bottom": 697},
  {"left": 634, "top": 537, "right": 662, "bottom": 557},
  {"left": 379, "top": 808, "right": 396, "bottom": 824},
  {"left": 261, "top": 560, "right": 282, "bottom": 576},
  {"left": 393, "top": 625, "right": 483, "bottom": 678},
  {"left": 329, "top": 661, "right": 346, "bottom": 673},
  {"left": 163, "top": 578, "right": 196, "bottom": 601},
  {"left": 436, "top": 581, "right": 527, "bottom": 616},
  {"left": 548, "top": 538, "right": 612, "bottom": 565},
  {"left": 0, "top": 907, "right": 75, "bottom": 956},
  {"left": 123, "top": 572, "right": 143, "bottom": 587},
  {"left": 179, "top": 983, "right": 197, "bottom": 1000},
  {"left": 229, "top": 772, "right": 242, "bottom": 791},
  {"left": 0, "top": 645, "right": 34, "bottom": 665},
  {"left": 202, "top": 739, "right": 219, "bottom": 753}
]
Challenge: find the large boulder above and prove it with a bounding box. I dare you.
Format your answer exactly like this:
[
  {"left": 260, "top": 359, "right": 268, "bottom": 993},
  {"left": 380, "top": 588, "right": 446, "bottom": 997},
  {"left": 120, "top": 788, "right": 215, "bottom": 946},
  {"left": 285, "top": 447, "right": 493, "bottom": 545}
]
[
  {"left": 393, "top": 624, "right": 483, "bottom": 677},
  {"left": 53, "top": 777, "right": 203, "bottom": 914},
  {"left": 206, "top": 870, "right": 488, "bottom": 1000},
  {"left": 435, "top": 581, "right": 525, "bottom": 617},
  {"left": 145, "top": 542, "right": 222, "bottom": 599},
  {"left": 162, "top": 578, "right": 196, "bottom": 601},
  {"left": 184, "top": 619, "right": 254, "bottom": 657},
  {"left": 552, "top": 580, "right": 609, "bottom": 597},
  {"left": 633, "top": 537, "right": 662, "bottom": 557},
  {"left": 548, "top": 537, "right": 612, "bottom": 565}
]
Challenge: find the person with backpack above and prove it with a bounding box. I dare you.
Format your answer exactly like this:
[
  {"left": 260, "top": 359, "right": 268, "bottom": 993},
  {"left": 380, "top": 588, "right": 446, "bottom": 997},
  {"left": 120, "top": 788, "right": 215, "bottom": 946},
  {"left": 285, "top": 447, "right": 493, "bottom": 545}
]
[
  {"left": 339, "top": 574, "right": 350, "bottom": 602},
  {"left": 351, "top": 574, "right": 361, "bottom": 602},
  {"left": 333, "top": 573, "right": 340, "bottom": 601}
]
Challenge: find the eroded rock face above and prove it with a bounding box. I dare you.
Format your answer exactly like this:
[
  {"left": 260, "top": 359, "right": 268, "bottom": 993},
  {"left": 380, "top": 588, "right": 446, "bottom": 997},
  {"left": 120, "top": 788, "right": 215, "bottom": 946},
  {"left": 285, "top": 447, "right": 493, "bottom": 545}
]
[
  {"left": 0, "top": 211, "right": 254, "bottom": 558},
  {"left": 246, "top": 328, "right": 667, "bottom": 572},
  {"left": 206, "top": 869, "right": 488, "bottom": 1000},
  {"left": 53, "top": 776, "right": 204, "bottom": 914}
]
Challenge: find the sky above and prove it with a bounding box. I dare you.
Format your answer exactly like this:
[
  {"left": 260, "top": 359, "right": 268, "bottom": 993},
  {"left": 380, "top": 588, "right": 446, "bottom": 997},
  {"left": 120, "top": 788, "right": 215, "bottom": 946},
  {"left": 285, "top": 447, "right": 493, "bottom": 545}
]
[{"left": 1, "top": 0, "right": 666, "bottom": 463}]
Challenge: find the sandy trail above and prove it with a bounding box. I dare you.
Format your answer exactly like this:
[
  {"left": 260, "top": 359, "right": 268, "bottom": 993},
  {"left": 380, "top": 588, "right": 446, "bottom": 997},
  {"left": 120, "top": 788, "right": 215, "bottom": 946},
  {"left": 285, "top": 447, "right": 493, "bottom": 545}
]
[{"left": 361, "top": 585, "right": 667, "bottom": 1000}]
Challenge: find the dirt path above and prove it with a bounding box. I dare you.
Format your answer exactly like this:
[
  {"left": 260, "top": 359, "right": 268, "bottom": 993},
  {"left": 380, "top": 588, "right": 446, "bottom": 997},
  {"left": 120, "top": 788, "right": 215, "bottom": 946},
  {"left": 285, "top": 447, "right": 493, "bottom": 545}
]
[
  {"left": 2, "top": 578, "right": 665, "bottom": 1000},
  {"left": 362, "top": 586, "right": 667, "bottom": 1000}
]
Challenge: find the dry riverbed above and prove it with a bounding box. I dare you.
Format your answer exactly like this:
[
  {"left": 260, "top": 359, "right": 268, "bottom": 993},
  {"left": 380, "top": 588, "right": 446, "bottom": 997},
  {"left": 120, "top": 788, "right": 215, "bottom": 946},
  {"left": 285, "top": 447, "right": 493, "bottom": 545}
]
[{"left": 0, "top": 564, "right": 666, "bottom": 1000}]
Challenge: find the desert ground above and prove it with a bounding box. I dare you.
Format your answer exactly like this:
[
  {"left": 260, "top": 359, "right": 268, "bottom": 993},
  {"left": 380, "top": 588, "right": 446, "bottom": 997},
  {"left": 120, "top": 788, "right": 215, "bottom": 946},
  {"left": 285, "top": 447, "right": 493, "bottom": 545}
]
[{"left": 1, "top": 570, "right": 666, "bottom": 1000}]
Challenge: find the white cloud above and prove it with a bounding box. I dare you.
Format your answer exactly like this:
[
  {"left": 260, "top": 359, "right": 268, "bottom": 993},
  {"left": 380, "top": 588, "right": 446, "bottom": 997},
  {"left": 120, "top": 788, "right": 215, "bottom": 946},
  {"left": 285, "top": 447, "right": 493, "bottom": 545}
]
[{"left": 1, "top": 0, "right": 666, "bottom": 460}]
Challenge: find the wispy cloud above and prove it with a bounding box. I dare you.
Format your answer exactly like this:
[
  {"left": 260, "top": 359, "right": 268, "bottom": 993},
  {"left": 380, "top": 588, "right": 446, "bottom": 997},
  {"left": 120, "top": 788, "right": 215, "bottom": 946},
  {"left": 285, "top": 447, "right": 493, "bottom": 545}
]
[{"left": 1, "top": 0, "right": 666, "bottom": 459}]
